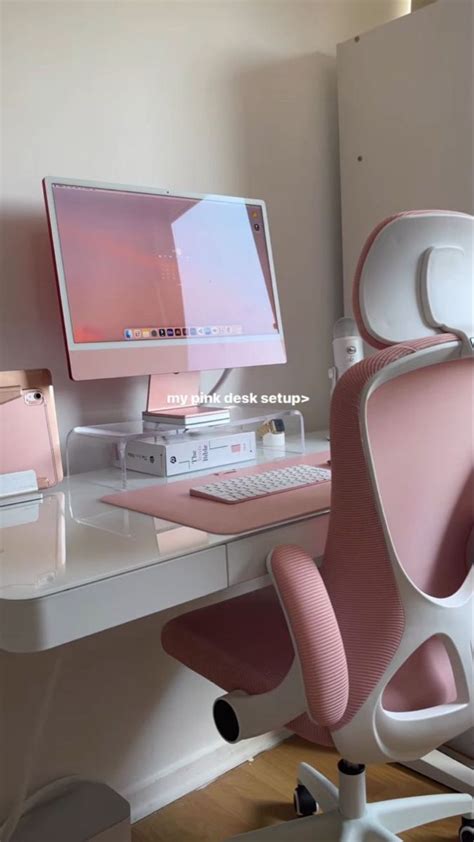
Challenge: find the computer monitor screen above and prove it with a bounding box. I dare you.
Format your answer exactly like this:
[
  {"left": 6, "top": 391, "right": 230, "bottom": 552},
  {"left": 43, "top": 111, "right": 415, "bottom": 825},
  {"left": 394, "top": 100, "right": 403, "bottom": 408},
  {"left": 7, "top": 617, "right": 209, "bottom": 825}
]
[{"left": 43, "top": 178, "right": 286, "bottom": 380}]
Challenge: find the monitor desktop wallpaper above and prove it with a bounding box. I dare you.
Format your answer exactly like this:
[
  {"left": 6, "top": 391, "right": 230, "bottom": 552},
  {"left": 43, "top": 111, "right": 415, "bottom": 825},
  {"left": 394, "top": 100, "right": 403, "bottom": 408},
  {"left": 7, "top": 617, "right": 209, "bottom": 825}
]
[{"left": 52, "top": 185, "right": 279, "bottom": 345}]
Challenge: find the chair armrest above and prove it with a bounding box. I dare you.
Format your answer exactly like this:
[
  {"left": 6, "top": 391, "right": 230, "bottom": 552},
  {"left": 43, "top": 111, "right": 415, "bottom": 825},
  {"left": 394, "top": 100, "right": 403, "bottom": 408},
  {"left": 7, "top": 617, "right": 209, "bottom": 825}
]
[{"left": 268, "top": 544, "right": 349, "bottom": 727}]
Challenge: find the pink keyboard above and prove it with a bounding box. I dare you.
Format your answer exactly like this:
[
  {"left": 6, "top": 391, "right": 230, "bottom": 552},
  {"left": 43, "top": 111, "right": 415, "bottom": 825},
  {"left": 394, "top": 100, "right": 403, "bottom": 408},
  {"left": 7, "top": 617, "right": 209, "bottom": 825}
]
[{"left": 189, "top": 464, "right": 331, "bottom": 504}]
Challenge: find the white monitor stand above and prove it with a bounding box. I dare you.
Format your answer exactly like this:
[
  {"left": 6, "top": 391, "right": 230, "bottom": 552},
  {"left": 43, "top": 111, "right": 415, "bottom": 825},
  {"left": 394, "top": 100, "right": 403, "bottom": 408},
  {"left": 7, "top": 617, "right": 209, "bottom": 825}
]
[{"left": 146, "top": 371, "right": 226, "bottom": 421}]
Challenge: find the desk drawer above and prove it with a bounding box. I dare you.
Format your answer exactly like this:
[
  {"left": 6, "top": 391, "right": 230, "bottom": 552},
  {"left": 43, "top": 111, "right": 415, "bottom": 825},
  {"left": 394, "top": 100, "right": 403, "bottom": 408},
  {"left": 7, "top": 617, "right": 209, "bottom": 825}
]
[
  {"left": 0, "top": 546, "right": 228, "bottom": 652},
  {"left": 227, "top": 514, "right": 329, "bottom": 586}
]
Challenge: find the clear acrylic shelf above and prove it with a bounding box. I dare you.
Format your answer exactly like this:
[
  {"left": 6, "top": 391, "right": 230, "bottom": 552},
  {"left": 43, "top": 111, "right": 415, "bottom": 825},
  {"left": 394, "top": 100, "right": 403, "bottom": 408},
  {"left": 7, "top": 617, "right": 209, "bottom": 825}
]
[{"left": 66, "top": 407, "right": 305, "bottom": 489}]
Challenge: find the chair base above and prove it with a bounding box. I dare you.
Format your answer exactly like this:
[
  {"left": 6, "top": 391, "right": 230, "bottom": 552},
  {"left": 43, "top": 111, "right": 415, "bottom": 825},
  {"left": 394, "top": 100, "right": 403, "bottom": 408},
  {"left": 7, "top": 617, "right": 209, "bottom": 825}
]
[
  {"left": 403, "top": 747, "right": 474, "bottom": 795},
  {"left": 229, "top": 760, "right": 473, "bottom": 841}
]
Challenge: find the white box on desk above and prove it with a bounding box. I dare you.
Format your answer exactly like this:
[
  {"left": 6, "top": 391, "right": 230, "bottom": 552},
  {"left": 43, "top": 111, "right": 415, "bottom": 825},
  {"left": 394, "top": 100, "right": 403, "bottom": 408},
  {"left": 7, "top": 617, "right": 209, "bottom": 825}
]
[{"left": 123, "top": 431, "right": 257, "bottom": 477}]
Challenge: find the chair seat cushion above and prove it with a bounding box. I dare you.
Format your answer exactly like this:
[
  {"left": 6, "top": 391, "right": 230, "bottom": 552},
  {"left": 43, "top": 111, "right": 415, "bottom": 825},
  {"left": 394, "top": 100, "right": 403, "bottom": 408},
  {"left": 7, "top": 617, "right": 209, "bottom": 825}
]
[{"left": 162, "top": 586, "right": 333, "bottom": 746}]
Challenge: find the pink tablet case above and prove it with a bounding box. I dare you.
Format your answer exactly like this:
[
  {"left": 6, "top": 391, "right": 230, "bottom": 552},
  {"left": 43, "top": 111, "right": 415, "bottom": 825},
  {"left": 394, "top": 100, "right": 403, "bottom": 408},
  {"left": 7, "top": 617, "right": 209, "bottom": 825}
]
[
  {"left": 102, "top": 452, "right": 331, "bottom": 534},
  {"left": 0, "top": 370, "right": 63, "bottom": 489}
]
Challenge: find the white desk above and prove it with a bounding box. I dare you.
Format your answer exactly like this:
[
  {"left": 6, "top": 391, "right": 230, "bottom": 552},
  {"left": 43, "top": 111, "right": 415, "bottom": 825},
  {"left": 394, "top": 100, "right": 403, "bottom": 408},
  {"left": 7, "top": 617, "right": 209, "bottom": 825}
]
[{"left": 0, "top": 433, "right": 330, "bottom": 653}]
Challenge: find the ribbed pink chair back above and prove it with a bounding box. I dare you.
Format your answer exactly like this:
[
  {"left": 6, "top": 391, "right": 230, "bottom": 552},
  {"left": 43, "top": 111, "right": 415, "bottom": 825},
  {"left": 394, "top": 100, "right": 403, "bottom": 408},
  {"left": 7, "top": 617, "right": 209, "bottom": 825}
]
[
  {"left": 322, "top": 211, "right": 473, "bottom": 749},
  {"left": 323, "top": 337, "right": 472, "bottom": 727}
]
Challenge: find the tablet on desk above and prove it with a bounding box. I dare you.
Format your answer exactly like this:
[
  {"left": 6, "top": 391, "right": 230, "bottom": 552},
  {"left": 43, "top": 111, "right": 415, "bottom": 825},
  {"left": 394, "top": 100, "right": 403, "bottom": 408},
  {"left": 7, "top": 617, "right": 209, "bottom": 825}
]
[{"left": 0, "top": 369, "right": 63, "bottom": 489}]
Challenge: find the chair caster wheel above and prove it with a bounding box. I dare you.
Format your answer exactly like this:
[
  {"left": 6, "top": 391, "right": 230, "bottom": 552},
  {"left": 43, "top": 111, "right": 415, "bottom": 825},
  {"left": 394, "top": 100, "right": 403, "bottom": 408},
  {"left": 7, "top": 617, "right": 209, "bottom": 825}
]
[
  {"left": 459, "top": 817, "right": 474, "bottom": 841},
  {"left": 293, "top": 784, "right": 318, "bottom": 817}
]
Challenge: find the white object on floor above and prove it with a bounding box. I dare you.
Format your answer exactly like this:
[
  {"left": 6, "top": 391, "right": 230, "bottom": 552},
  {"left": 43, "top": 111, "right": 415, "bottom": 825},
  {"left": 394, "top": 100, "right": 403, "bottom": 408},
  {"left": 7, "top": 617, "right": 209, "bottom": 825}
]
[
  {"left": 8, "top": 781, "right": 130, "bottom": 842},
  {"left": 190, "top": 464, "right": 331, "bottom": 503}
]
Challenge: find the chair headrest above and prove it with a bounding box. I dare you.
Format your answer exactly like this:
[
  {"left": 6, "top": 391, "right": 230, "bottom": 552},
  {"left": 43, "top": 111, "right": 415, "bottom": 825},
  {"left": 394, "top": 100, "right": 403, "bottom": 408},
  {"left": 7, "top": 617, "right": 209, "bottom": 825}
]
[{"left": 353, "top": 210, "right": 474, "bottom": 354}]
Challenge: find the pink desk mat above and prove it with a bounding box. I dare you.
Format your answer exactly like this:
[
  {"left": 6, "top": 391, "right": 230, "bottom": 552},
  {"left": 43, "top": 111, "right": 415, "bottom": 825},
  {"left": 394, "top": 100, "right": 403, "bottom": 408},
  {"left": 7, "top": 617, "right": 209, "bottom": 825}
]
[{"left": 102, "top": 451, "right": 331, "bottom": 535}]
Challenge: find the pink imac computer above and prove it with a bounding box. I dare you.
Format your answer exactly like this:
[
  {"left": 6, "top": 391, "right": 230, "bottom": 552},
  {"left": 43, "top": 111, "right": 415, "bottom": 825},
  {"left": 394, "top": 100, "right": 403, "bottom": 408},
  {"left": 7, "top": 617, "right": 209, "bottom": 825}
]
[{"left": 43, "top": 177, "right": 286, "bottom": 412}]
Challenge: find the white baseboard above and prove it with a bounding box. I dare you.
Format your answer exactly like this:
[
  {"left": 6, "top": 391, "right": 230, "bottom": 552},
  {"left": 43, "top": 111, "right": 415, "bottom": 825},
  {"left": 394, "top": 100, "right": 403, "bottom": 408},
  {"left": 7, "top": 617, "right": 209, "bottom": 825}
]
[{"left": 127, "top": 730, "right": 289, "bottom": 823}]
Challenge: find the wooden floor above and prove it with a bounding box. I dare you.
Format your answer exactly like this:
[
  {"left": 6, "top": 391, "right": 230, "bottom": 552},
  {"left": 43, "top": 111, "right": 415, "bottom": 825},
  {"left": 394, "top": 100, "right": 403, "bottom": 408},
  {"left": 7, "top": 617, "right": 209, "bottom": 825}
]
[{"left": 132, "top": 736, "right": 460, "bottom": 841}]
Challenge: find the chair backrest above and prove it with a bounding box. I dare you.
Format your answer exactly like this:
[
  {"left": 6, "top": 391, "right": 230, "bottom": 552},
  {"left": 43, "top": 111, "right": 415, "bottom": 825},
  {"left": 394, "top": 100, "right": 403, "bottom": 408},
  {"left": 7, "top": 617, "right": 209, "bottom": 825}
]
[{"left": 322, "top": 210, "right": 473, "bottom": 764}]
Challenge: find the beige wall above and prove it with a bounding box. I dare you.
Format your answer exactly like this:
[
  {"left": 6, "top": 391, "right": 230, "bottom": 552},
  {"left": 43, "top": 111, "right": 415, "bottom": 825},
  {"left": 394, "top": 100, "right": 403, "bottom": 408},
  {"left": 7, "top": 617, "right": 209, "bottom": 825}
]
[
  {"left": 1, "top": 0, "right": 409, "bottom": 466},
  {"left": 1, "top": 0, "right": 411, "bottom": 823}
]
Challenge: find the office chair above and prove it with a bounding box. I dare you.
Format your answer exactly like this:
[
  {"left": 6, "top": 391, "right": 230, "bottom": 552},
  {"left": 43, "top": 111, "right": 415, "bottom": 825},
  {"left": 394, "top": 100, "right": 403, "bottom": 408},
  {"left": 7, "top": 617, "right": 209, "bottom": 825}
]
[{"left": 162, "top": 210, "right": 474, "bottom": 840}]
